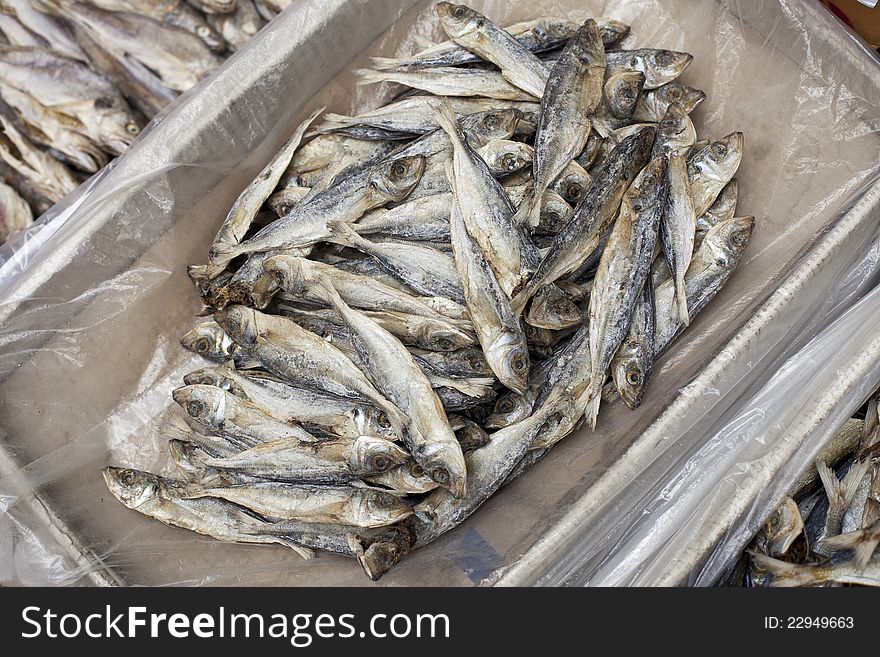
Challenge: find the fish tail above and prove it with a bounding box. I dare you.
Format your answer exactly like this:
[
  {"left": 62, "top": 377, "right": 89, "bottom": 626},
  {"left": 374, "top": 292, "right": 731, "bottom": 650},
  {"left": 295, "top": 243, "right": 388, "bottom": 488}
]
[
  {"left": 163, "top": 413, "right": 197, "bottom": 442},
  {"left": 584, "top": 383, "right": 602, "bottom": 430},
  {"left": 324, "top": 219, "right": 365, "bottom": 250},
  {"left": 429, "top": 99, "right": 464, "bottom": 145},
  {"left": 511, "top": 187, "right": 538, "bottom": 229},
  {"left": 822, "top": 521, "right": 880, "bottom": 569},
  {"left": 675, "top": 278, "right": 690, "bottom": 326},
  {"left": 369, "top": 56, "right": 405, "bottom": 71},
  {"left": 274, "top": 537, "right": 316, "bottom": 560},
  {"left": 354, "top": 68, "right": 392, "bottom": 86},
  {"left": 207, "top": 240, "right": 240, "bottom": 272},
  {"left": 748, "top": 551, "right": 816, "bottom": 587}
]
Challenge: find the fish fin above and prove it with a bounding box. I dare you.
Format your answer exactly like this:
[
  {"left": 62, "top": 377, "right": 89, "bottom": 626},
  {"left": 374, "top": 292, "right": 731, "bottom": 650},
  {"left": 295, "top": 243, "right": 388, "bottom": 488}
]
[
  {"left": 207, "top": 241, "right": 240, "bottom": 272},
  {"left": 443, "top": 158, "right": 455, "bottom": 186},
  {"left": 429, "top": 99, "right": 462, "bottom": 143},
  {"left": 317, "top": 112, "right": 355, "bottom": 129},
  {"left": 817, "top": 460, "right": 841, "bottom": 510},
  {"left": 324, "top": 219, "right": 367, "bottom": 250},
  {"left": 411, "top": 34, "right": 437, "bottom": 50},
  {"left": 511, "top": 187, "right": 539, "bottom": 229},
  {"left": 163, "top": 413, "right": 198, "bottom": 442},
  {"left": 369, "top": 56, "right": 405, "bottom": 71},
  {"left": 822, "top": 521, "right": 880, "bottom": 570},
  {"left": 354, "top": 68, "right": 391, "bottom": 86},
  {"left": 675, "top": 278, "right": 690, "bottom": 326},
  {"left": 584, "top": 385, "right": 602, "bottom": 430},
  {"left": 747, "top": 551, "right": 814, "bottom": 587},
  {"left": 275, "top": 537, "right": 316, "bottom": 560}
]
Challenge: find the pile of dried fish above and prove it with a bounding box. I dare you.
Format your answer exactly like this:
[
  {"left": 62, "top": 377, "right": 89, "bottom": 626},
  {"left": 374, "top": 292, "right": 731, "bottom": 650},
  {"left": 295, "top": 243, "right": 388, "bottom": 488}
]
[
  {"left": 732, "top": 395, "right": 880, "bottom": 587},
  {"left": 104, "top": 3, "right": 752, "bottom": 581},
  {"left": 0, "top": 0, "right": 292, "bottom": 242}
]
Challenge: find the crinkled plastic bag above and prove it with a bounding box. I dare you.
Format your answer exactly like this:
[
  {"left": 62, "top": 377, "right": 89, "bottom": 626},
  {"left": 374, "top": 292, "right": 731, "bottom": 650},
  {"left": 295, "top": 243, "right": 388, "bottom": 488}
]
[{"left": 1, "top": 0, "right": 879, "bottom": 586}]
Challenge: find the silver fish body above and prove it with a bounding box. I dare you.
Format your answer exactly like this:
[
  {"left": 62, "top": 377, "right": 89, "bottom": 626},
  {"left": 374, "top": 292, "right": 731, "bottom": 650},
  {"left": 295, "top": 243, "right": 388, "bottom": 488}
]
[
  {"left": 436, "top": 3, "right": 548, "bottom": 98},
  {"left": 585, "top": 156, "right": 668, "bottom": 428}
]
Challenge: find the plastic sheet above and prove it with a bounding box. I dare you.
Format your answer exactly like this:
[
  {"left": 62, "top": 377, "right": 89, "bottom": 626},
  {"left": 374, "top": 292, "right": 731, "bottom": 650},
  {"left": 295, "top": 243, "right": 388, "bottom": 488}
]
[{"left": 1, "top": 0, "right": 880, "bottom": 586}]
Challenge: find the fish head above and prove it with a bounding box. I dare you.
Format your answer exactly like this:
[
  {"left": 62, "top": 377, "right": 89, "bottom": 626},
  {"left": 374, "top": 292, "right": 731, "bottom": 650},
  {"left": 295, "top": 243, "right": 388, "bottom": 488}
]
[
  {"left": 628, "top": 154, "right": 668, "bottom": 207},
  {"left": 350, "top": 524, "right": 415, "bottom": 581},
  {"left": 703, "top": 216, "right": 754, "bottom": 268},
  {"left": 91, "top": 96, "right": 142, "bottom": 155},
  {"left": 604, "top": 71, "right": 645, "bottom": 120},
  {"left": 420, "top": 323, "right": 474, "bottom": 352},
  {"left": 458, "top": 349, "right": 493, "bottom": 376},
  {"left": 568, "top": 19, "right": 604, "bottom": 67},
  {"left": 415, "top": 440, "right": 467, "bottom": 498},
  {"left": 102, "top": 467, "right": 160, "bottom": 510},
  {"left": 527, "top": 284, "right": 582, "bottom": 330},
  {"left": 765, "top": 497, "right": 805, "bottom": 557},
  {"left": 214, "top": 304, "right": 260, "bottom": 346},
  {"left": 195, "top": 23, "right": 226, "bottom": 52},
  {"left": 598, "top": 19, "right": 630, "bottom": 45},
  {"left": 481, "top": 140, "right": 532, "bottom": 176},
  {"left": 555, "top": 167, "right": 591, "bottom": 206},
  {"left": 182, "top": 366, "right": 242, "bottom": 396},
  {"left": 484, "top": 391, "right": 531, "bottom": 429},
  {"left": 537, "top": 192, "right": 574, "bottom": 235},
  {"left": 349, "top": 435, "right": 410, "bottom": 476},
  {"left": 262, "top": 255, "right": 308, "bottom": 295},
  {"left": 474, "top": 109, "right": 524, "bottom": 145},
  {"left": 528, "top": 19, "right": 579, "bottom": 50},
  {"left": 180, "top": 321, "right": 233, "bottom": 359},
  {"left": 436, "top": 3, "right": 484, "bottom": 39},
  {"left": 656, "top": 102, "right": 696, "bottom": 153},
  {"left": 353, "top": 405, "right": 400, "bottom": 442},
  {"left": 368, "top": 156, "right": 425, "bottom": 203},
  {"left": 636, "top": 50, "right": 693, "bottom": 86},
  {"left": 355, "top": 489, "right": 413, "bottom": 525},
  {"left": 453, "top": 419, "right": 490, "bottom": 452},
  {"left": 658, "top": 83, "right": 706, "bottom": 114},
  {"left": 371, "top": 461, "right": 439, "bottom": 494},
  {"left": 485, "top": 334, "right": 530, "bottom": 395},
  {"left": 692, "top": 132, "right": 744, "bottom": 183},
  {"left": 613, "top": 352, "right": 648, "bottom": 409},
  {"left": 172, "top": 384, "right": 227, "bottom": 429}
]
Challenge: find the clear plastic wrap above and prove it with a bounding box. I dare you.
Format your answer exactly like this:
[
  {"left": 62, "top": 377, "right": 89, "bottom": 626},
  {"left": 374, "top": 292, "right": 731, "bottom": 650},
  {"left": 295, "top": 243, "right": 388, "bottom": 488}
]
[{"left": 1, "top": 0, "right": 879, "bottom": 586}]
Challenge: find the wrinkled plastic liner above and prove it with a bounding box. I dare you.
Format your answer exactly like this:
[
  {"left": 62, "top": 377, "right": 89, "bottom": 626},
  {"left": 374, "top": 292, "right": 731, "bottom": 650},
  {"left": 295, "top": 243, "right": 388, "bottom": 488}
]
[{"left": 1, "top": 0, "right": 879, "bottom": 586}]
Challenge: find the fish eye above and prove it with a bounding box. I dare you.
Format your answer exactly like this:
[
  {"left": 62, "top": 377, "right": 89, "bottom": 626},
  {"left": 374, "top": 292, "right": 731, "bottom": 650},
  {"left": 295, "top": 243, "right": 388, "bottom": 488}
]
[
  {"left": 409, "top": 462, "right": 425, "bottom": 478},
  {"left": 187, "top": 400, "right": 205, "bottom": 417},
  {"left": 666, "top": 88, "right": 681, "bottom": 101},
  {"left": 369, "top": 180, "right": 380, "bottom": 191},
  {"left": 121, "top": 470, "right": 136, "bottom": 486},
  {"left": 501, "top": 153, "right": 519, "bottom": 171},
  {"left": 483, "top": 115, "right": 500, "bottom": 129},
  {"left": 195, "top": 338, "right": 211, "bottom": 354},
  {"left": 768, "top": 514, "right": 780, "bottom": 531},
  {"left": 626, "top": 368, "right": 642, "bottom": 386},
  {"left": 633, "top": 202, "right": 643, "bottom": 212},
  {"left": 712, "top": 143, "right": 728, "bottom": 157},
  {"left": 377, "top": 413, "right": 391, "bottom": 429},
  {"left": 390, "top": 161, "right": 407, "bottom": 178},
  {"left": 621, "top": 89, "right": 635, "bottom": 101},
  {"left": 467, "top": 354, "right": 488, "bottom": 372},
  {"left": 373, "top": 455, "right": 390, "bottom": 471},
  {"left": 525, "top": 326, "right": 536, "bottom": 336},
  {"left": 452, "top": 6, "right": 467, "bottom": 18},
  {"left": 533, "top": 25, "right": 547, "bottom": 38},
  {"left": 498, "top": 397, "right": 515, "bottom": 413},
  {"left": 197, "top": 25, "right": 211, "bottom": 37},
  {"left": 126, "top": 122, "right": 140, "bottom": 135},
  {"left": 436, "top": 337, "right": 454, "bottom": 350},
  {"left": 629, "top": 56, "right": 639, "bottom": 68},
  {"left": 565, "top": 183, "right": 584, "bottom": 201},
  {"left": 431, "top": 467, "right": 450, "bottom": 484},
  {"left": 511, "top": 354, "right": 527, "bottom": 372},
  {"left": 656, "top": 51, "right": 675, "bottom": 66}
]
